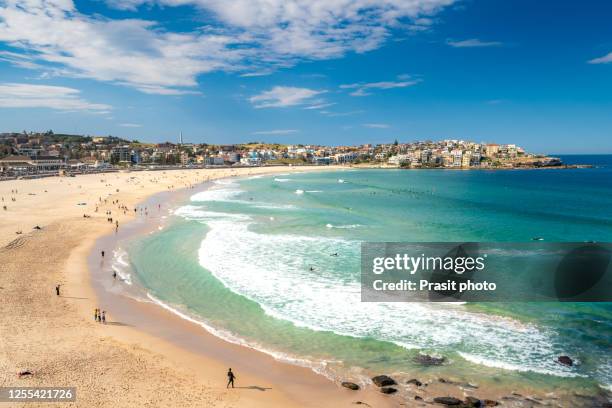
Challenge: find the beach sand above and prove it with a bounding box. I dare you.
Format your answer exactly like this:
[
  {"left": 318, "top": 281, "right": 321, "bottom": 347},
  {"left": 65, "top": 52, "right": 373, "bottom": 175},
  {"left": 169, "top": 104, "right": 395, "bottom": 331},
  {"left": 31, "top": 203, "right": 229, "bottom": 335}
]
[{"left": 0, "top": 166, "right": 398, "bottom": 408}]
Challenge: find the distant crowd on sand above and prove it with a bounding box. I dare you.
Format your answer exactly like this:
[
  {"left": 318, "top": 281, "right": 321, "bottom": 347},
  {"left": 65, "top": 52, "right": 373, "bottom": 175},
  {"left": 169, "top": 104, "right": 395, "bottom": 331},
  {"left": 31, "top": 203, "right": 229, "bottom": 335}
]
[{"left": 2, "top": 188, "right": 18, "bottom": 211}]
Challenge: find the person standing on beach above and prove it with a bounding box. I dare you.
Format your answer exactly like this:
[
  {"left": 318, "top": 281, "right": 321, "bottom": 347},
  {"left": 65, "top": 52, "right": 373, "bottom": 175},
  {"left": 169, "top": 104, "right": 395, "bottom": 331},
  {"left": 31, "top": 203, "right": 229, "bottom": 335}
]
[
  {"left": 101, "top": 311, "right": 106, "bottom": 324},
  {"left": 55, "top": 284, "right": 60, "bottom": 296},
  {"left": 94, "top": 308, "right": 98, "bottom": 321},
  {"left": 226, "top": 368, "right": 236, "bottom": 388}
]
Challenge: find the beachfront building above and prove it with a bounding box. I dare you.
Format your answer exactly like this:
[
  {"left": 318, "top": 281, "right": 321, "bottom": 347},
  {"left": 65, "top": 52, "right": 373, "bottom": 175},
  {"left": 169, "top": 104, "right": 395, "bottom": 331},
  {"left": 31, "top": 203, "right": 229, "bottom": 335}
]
[
  {"left": 206, "top": 156, "right": 225, "bottom": 165},
  {"left": 111, "top": 146, "right": 131, "bottom": 164},
  {"left": 313, "top": 156, "right": 331, "bottom": 165},
  {"left": 333, "top": 152, "right": 358, "bottom": 164},
  {"left": 240, "top": 157, "right": 261, "bottom": 166},
  {"left": 0, "top": 155, "right": 34, "bottom": 174},
  {"left": 0, "top": 154, "right": 65, "bottom": 175},
  {"left": 388, "top": 154, "right": 411, "bottom": 166}
]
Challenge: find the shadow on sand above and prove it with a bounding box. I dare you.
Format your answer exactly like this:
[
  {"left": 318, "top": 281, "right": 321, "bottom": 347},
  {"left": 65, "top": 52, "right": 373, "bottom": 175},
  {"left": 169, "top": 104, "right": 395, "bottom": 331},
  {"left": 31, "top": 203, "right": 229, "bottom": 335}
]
[
  {"left": 105, "top": 321, "right": 132, "bottom": 327},
  {"left": 234, "top": 386, "right": 271, "bottom": 392}
]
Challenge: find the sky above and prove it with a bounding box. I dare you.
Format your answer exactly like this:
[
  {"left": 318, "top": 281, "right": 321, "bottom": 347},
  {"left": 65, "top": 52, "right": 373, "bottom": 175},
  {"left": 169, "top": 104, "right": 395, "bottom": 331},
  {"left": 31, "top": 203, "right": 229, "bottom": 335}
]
[{"left": 0, "top": 0, "right": 611, "bottom": 153}]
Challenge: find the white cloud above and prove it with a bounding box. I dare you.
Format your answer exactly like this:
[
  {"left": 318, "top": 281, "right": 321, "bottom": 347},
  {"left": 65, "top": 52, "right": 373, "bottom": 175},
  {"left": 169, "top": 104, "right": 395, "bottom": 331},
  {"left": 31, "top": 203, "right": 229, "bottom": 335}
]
[
  {"left": 240, "top": 70, "right": 275, "bottom": 77},
  {"left": 0, "top": 82, "right": 111, "bottom": 112},
  {"left": 119, "top": 123, "right": 142, "bottom": 127},
  {"left": 321, "top": 109, "right": 364, "bottom": 117},
  {"left": 446, "top": 38, "right": 503, "bottom": 48},
  {"left": 109, "top": 0, "right": 456, "bottom": 59},
  {"left": 0, "top": 0, "right": 249, "bottom": 94},
  {"left": 0, "top": 0, "right": 456, "bottom": 94},
  {"left": 588, "top": 52, "right": 612, "bottom": 64},
  {"left": 363, "top": 123, "right": 389, "bottom": 128},
  {"left": 252, "top": 129, "right": 298, "bottom": 135},
  {"left": 341, "top": 77, "right": 421, "bottom": 96},
  {"left": 303, "top": 102, "right": 336, "bottom": 110},
  {"left": 250, "top": 86, "right": 325, "bottom": 108}
]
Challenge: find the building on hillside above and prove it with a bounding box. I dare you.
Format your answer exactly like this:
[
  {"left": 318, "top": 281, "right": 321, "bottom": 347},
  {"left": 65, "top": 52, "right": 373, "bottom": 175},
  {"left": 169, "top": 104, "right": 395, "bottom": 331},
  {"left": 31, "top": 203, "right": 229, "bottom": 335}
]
[
  {"left": 461, "top": 151, "right": 472, "bottom": 167},
  {"left": 180, "top": 151, "right": 189, "bottom": 166},
  {"left": 485, "top": 144, "right": 500, "bottom": 158},
  {"left": 451, "top": 149, "right": 463, "bottom": 167},
  {"left": 111, "top": 146, "right": 131, "bottom": 163}
]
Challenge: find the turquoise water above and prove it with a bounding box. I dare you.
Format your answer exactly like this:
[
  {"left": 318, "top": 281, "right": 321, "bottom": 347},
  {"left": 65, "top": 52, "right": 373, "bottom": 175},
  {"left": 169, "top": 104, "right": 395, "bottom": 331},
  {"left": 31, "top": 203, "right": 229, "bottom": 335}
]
[{"left": 121, "top": 157, "right": 612, "bottom": 393}]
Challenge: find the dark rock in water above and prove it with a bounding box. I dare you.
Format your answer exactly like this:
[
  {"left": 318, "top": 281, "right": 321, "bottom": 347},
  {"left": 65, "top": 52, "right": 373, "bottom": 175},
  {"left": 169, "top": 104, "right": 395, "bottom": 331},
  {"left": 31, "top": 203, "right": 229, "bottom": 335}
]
[
  {"left": 379, "top": 387, "right": 397, "bottom": 394},
  {"left": 433, "top": 396, "right": 462, "bottom": 405},
  {"left": 406, "top": 378, "right": 422, "bottom": 387},
  {"left": 464, "top": 396, "right": 482, "bottom": 407},
  {"left": 414, "top": 354, "right": 446, "bottom": 366},
  {"left": 558, "top": 355, "right": 573, "bottom": 366},
  {"left": 483, "top": 400, "right": 499, "bottom": 407},
  {"left": 341, "top": 382, "right": 360, "bottom": 391},
  {"left": 371, "top": 375, "right": 396, "bottom": 387}
]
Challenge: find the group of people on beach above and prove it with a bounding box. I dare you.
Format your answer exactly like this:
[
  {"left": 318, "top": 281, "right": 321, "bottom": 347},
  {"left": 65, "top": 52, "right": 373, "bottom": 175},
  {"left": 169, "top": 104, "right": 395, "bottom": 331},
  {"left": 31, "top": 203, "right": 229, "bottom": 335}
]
[
  {"left": 94, "top": 308, "right": 106, "bottom": 324},
  {"left": 2, "top": 188, "right": 18, "bottom": 210}
]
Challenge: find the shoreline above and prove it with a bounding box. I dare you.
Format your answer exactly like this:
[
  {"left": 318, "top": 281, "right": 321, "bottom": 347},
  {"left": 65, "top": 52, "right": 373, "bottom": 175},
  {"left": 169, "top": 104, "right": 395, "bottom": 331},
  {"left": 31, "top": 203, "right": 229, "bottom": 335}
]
[
  {"left": 0, "top": 165, "right": 396, "bottom": 407},
  {"left": 1, "top": 166, "right": 609, "bottom": 407},
  {"left": 349, "top": 163, "right": 594, "bottom": 170},
  {"left": 85, "top": 176, "right": 394, "bottom": 407}
]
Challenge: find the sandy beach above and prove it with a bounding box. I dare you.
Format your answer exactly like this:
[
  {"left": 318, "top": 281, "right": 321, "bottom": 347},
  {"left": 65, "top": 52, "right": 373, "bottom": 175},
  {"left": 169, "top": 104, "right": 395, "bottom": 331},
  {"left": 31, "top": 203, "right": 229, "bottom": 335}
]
[{"left": 0, "top": 166, "right": 401, "bottom": 408}]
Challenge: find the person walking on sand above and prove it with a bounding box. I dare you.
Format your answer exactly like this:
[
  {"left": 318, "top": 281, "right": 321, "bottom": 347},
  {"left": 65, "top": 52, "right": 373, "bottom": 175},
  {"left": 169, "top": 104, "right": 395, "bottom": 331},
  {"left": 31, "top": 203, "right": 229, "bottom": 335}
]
[
  {"left": 226, "top": 368, "right": 236, "bottom": 388},
  {"left": 101, "top": 311, "right": 106, "bottom": 324},
  {"left": 94, "top": 308, "right": 99, "bottom": 321},
  {"left": 55, "top": 284, "right": 60, "bottom": 296}
]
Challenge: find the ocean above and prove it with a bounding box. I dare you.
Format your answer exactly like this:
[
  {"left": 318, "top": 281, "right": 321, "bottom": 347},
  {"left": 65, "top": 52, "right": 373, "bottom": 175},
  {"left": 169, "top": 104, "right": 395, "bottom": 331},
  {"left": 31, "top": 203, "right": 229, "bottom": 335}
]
[{"left": 114, "top": 155, "right": 612, "bottom": 393}]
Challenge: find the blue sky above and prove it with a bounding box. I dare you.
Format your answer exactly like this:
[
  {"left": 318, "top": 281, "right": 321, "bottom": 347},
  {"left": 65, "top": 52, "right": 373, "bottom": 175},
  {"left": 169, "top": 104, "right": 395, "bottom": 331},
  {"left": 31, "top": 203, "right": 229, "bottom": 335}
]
[{"left": 0, "top": 0, "right": 611, "bottom": 153}]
